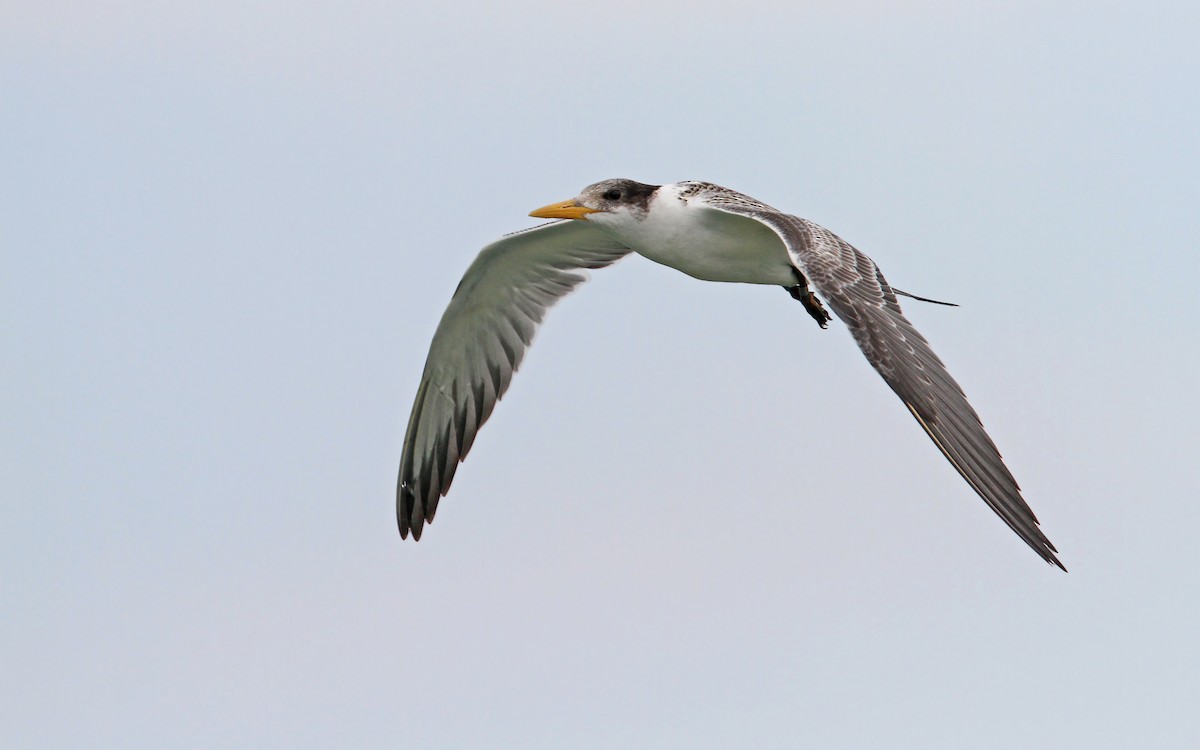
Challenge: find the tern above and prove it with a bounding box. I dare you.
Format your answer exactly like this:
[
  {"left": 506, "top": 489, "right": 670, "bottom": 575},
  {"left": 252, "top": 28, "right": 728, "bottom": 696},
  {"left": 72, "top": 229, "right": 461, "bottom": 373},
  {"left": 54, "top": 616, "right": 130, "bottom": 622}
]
[{"left": 396, "top": 179, "right": 1064, "bottom": 570}]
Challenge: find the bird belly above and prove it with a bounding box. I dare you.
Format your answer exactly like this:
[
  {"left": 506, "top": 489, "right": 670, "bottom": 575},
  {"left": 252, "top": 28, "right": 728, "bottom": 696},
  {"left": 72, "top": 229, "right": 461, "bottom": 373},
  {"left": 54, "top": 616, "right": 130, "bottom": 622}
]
[{"left": 626, "top": 207, "right": 796, "bottom": 286}]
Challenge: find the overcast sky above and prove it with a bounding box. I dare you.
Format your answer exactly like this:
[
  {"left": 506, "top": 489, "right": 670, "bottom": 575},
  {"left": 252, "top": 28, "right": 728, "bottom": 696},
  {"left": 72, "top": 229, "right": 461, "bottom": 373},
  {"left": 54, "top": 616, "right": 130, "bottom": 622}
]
[{"left": 4, "top": 1, "right": 1199, "bottom": 748}]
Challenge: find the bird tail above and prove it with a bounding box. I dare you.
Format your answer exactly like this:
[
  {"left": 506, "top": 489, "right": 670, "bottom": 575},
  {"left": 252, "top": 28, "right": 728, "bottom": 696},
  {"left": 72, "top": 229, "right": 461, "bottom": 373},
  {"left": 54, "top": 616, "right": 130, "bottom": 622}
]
[{"left": 891, "top": 288, "right": 959, "bottom": 307}]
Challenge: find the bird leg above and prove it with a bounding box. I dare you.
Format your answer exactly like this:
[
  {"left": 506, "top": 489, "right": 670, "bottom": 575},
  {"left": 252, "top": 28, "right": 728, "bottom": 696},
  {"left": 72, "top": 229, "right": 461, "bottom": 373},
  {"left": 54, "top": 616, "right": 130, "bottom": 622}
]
[{"left": 786, "top": 269, "right": 831, "bottom": 329}]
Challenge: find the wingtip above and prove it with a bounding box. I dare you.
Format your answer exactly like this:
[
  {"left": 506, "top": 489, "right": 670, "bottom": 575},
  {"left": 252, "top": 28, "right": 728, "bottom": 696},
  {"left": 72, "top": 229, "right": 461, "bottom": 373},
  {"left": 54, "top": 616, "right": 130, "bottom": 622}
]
[
  {"left": 397, "top": 513, "right": 424, "bottom": 542},
  {"left": 1041, "top": 536, "right": 1068, "bottom": 571},
  {"left": 396, "top": 483, "right": 424, "bottom": 541}
]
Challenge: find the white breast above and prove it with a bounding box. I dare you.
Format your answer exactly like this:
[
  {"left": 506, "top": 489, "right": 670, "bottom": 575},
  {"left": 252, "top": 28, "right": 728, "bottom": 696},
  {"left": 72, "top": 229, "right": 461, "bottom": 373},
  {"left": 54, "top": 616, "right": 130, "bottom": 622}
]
[{"left": 596, "top": 185, "right": 797, "bottom": 286}]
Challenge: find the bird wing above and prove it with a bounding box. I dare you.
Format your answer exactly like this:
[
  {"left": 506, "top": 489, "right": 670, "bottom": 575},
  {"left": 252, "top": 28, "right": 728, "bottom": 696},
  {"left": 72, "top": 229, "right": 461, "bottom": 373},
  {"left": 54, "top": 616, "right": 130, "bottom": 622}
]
[
  {"left": 398, "top": 220, "right": 631, "bottom": 539},
  {"left": 700, "top": 197, "right": 1064, "bottom": 569}
]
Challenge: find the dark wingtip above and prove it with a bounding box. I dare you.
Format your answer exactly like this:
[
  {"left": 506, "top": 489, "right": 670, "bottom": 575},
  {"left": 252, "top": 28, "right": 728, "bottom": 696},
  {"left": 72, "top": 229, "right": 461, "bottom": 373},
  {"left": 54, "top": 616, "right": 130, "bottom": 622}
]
[
  {"left": 396, "top": 482, "right": 423, "bottom": 541},
  {"left": 397, "top": 510, "right": 424, "bottom": 541}
]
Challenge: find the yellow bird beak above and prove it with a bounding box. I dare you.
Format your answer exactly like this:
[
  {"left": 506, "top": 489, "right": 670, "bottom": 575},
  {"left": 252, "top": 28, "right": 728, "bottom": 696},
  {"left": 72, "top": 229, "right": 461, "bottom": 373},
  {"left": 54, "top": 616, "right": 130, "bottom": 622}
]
[{"left": 529, "top": 199, "right": 600, "bottom": 220}]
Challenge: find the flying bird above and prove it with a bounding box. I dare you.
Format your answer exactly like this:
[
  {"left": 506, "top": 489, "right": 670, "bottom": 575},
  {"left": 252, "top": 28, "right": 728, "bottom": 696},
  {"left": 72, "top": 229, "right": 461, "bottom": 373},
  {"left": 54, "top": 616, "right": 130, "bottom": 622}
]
[{"left": 396, "top": 179, "right": 1064, "bottom": 569}]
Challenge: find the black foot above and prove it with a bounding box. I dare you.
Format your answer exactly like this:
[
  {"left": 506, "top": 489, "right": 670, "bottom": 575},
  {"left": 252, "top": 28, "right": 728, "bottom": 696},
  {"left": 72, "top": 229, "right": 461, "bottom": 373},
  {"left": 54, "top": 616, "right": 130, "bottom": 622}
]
[{"left": 786, "top": 269, "right": 831, "bottom": 328}]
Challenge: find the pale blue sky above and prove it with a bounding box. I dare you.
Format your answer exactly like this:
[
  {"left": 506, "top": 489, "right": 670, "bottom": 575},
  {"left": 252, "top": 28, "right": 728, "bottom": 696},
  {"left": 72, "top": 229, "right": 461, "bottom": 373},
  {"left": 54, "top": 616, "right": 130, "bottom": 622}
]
[{"left": 3, "top": 1, "right": 1199, "bottom": 747}]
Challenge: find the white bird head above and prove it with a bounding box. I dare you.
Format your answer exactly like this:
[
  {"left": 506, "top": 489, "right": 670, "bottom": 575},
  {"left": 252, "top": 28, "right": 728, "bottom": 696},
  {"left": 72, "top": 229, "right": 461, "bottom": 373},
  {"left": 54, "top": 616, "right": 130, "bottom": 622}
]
[{"left": 529, "top": 179, "right": 661, "bottom": 229}]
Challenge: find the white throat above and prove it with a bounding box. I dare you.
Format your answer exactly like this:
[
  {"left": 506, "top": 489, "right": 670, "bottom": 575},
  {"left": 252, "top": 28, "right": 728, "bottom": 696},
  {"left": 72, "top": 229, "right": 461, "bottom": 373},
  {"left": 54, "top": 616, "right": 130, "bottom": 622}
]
[{"left": 589, "top": 183, "right": 796, "bottom": 286}]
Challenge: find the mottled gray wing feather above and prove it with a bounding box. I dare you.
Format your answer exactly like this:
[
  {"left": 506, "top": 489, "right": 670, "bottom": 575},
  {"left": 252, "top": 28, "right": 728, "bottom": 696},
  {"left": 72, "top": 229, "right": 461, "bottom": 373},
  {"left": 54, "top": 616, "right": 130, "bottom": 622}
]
[
  {"left": 701, "top": 195, "right": 1064, "bottom": 569},
  {"left": 398, "top": 220, "right": 631, "bottom": 540}
]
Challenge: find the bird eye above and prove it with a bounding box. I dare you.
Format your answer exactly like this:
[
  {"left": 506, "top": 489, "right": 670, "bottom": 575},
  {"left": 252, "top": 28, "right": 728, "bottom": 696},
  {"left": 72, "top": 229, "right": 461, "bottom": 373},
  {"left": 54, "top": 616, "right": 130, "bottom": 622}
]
[{"left": 603, "top": 189, "right": 622, "bottom": 201}]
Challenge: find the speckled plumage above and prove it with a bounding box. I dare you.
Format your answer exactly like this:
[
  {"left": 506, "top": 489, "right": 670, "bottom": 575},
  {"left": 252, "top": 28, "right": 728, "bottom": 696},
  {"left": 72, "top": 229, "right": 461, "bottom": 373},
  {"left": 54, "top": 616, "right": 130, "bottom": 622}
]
[{"left": 676, "top": 180, "right": 778, "bottom": 211}]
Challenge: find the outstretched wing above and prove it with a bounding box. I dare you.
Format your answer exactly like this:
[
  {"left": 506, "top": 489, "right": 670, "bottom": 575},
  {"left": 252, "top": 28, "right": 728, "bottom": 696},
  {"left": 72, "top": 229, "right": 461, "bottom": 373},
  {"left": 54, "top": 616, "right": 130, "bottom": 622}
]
[
  {"left": 398, "top": 220, "right": 631, "bottom": 540},
  {"left": 703, "top": 199, "right": 1064, "bottom": 569}
]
